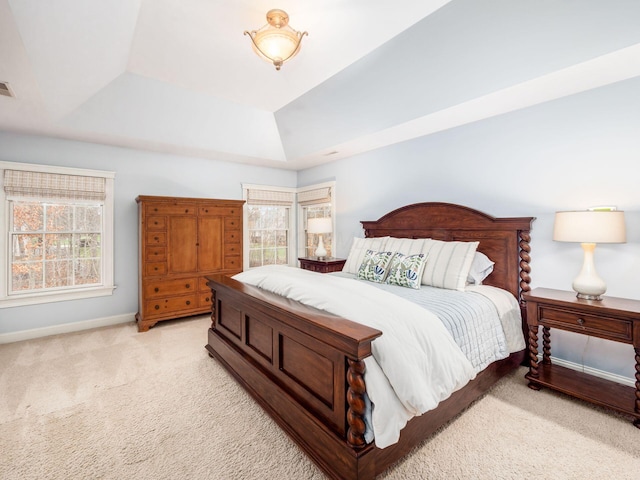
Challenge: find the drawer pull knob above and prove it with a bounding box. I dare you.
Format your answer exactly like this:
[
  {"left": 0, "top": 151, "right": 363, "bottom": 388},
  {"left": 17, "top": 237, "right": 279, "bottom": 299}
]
[
  {"left": 154, "top": 287, "right": 159, "bottom": 293},
  {"left": 205, "top": 297, "right": 210, "bottom": 302},
  {"left": 186, "top": 283, "right": 191, "bottom": 288},
  {"left": 154, "top": 305, "right": 160, "bottom": 310},
  {"left": 577, "top": 318, "right": 585, "bottom": 325},
  {"left": 186, "top": 300, "right": 191, "bottom": 306},
  {"left": 154, "top": 267, "right": 158, "bottom": 271}
]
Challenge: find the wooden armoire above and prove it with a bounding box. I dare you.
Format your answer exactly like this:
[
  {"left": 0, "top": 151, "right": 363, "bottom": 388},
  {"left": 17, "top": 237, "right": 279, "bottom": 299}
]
[{"left": 135, "top": 195, "right": 244, "bottom": 332}]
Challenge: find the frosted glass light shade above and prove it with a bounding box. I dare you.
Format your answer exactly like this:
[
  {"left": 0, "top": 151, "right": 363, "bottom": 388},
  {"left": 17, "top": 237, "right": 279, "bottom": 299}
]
[
  {"left": 245, "top": 10, "right": 307, "bottom": 70},
  {"left": 553, "top": 210, "right": 626, "bottom": 300}
]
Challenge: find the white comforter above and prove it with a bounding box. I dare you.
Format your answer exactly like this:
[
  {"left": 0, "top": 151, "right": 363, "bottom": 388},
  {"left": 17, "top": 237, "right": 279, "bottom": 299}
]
[{"left": 233, "top": 265, "right": 477, "bottom": 448}]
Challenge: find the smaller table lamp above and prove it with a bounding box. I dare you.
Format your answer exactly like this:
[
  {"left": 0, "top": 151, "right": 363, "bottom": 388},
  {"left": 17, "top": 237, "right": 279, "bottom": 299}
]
[
  {"left": 553, "top": 210, "right": 626, "bottom": 300},
  {"left": 307, "top": 217, "right": 332, "bottom": 259}
]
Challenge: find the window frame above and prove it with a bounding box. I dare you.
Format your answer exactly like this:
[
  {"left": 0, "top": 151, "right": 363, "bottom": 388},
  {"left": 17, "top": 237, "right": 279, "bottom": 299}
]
[
  {"left": 297, "top": 181, "right": 336, "bottom": 259},
  {"left": 242, "top": 184, "right": 296, "bottom": 270},
  {"left": 242, "top": 182, "right": 336, "bottom": 270},
  {"left": 0, "top": 161, "right": 115, "bottom": 308}
]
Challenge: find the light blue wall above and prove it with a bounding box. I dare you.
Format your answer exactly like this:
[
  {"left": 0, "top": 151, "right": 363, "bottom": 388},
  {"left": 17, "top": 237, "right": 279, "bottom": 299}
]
[
  {"left": 298, "top": 76, "right": 640, "bottom": 380},
  {"left": 0, "top": 132, "right": 296, "bottom": 334}
]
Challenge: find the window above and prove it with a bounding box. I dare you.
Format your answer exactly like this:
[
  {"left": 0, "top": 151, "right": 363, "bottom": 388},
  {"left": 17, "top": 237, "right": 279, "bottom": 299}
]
[
  {"left": 242, "top": 182, "right": 336, "bottom": 269},
  {"left": 0, "top": 162, "right": 115, "bottom": 308},
  {"left": 243, "top": 186, "right": 295, "bottom": 269},
  {"left": 298, "top": 184, "right": 334, "bottom": 258}
]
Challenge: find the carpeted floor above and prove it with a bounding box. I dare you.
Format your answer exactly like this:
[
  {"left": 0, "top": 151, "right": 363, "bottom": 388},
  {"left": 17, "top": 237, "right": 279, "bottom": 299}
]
[{"left": 1, "top": 315, "right": 638, "bottom": 479}]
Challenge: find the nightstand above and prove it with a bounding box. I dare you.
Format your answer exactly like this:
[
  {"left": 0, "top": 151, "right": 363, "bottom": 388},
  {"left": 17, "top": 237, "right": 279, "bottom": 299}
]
[
  {"left": 524, "top": 288, "right": 640, "bottom": 428},
  {"left": 298, "top": 257, "right": 346, "bottom": 274}
]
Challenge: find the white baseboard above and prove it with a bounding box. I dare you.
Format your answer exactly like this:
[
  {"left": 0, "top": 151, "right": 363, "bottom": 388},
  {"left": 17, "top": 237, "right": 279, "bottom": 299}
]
[
  {"left": 539, "top": 354, "right": 635, "bottom": 387},
  {"left": 0, "top": 313, "right": 136, "bottom": 344}
]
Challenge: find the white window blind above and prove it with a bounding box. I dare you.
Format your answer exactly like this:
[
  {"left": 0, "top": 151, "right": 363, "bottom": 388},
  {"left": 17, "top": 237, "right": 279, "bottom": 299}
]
[
  {"left": 3, "top": 169, "right": 106, "bottom": 202},
  {"left": 246, "top": 188, "right": 294, "bottom": 206},
  {"left": 297, "top": 187, "right": 331, "bottom": 206}
]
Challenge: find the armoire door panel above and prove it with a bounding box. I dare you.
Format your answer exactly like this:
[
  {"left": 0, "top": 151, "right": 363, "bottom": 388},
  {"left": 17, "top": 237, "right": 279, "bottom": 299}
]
[
  {"left": 198, "top": 216, "right": 223, "bottom": 271},
  {"left": 169, "top": 216, "right": 198, "bottom": 274}
]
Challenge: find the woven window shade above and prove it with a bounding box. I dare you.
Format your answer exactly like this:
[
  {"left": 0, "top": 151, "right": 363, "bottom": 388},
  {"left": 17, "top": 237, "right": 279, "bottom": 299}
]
[
  {"left": 246, "top": 188, "right": 294, "bottom": 206},
  {"left": 4, "top": 169, "right": 106, "bottom": 201},
  {"left": 297, "top": 187, "right": 331, "bottom": 206}
]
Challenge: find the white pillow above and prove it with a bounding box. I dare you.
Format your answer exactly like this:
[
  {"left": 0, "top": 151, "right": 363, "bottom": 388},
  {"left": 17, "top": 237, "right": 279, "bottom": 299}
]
[
  {"left": 467, "top": 251, "right": 495, "bottom": 285},
  {"left": 384, "top": 237, "right": 427, "bottom": 256},
  {"left": 342, "top": 236, "right": 390, "bottom": 274},
  {"left": 420, "top": 239, "right": 479, "bottom": 291}
]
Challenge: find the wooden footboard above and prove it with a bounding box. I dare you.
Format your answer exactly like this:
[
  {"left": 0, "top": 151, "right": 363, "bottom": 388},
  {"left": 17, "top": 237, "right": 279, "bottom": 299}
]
[
  {"left": 206, "top": 274, "right": 525, "bottom": 480},
  {"left": 206, "top": 274, "right": 382, "bottom": 480}
]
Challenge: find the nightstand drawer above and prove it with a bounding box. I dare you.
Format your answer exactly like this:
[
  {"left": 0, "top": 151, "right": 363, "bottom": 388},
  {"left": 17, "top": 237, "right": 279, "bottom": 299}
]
[{"left": 539, "top": 306, "right": 633, "bottom": 342}]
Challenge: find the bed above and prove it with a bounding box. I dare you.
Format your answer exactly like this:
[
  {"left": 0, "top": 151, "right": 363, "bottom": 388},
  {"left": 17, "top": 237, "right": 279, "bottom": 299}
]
[{"left": 205, "top": 202, "right": 534, "bottom": 480}]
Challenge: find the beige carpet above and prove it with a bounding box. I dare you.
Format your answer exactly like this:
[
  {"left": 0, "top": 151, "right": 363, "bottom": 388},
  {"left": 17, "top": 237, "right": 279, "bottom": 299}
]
[{"left": 1, "top": 316, "right": 638, "bottom": 480}]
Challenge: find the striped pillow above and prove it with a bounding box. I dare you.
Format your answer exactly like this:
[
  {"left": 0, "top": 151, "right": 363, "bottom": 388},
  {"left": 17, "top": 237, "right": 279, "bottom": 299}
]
[
  {"left": 420, "top": 239, "right": 479, "bottom": 291},
  {"left": 342, "top": 236, "right": 390, "bottom": 274},
  {"left": 384, "top": 237, "right": 427, "bottom": 255}
]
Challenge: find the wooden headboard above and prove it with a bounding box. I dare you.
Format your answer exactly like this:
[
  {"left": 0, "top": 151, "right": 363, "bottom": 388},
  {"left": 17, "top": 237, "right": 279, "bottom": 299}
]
[{"left": 361, "top": 202, "right": 535, "bottom": 305}]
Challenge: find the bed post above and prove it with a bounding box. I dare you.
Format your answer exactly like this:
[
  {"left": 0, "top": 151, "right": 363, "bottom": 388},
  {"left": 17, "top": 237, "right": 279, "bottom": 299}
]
[
  {"left": 518, "top": 228, "right": 533, "bottom": 365},
  {"left": 346, "top": 358, "right": 367, "bottom": 447}
]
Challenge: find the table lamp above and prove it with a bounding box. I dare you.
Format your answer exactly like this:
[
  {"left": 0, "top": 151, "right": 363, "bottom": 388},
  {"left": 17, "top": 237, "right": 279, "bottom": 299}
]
[
  {"left": 553, "top": 210, "right": 626, "bottom": 300},
  {"left": 307, "top": 217, "right": 332, "bottom": 259}
]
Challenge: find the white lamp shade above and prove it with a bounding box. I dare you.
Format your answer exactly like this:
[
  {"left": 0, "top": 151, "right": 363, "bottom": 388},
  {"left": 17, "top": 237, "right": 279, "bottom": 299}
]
[
  {"left": 307, "top": 217, "right": 332, "bottom": 234},
  {"left": 553, "top": 210, "right": 626, "bottom": 300},
  {"left": 553, "top": 211, "right": 626, "bottom": 244}
]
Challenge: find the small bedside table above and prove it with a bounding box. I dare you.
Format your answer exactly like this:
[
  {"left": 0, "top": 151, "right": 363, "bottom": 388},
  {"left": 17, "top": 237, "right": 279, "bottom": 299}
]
[
  {"left": 298, "top": 257, "right": 346, "bottom": 274},
  {"left": 524, "top": 288, "right": 640, "bottom": 428}
]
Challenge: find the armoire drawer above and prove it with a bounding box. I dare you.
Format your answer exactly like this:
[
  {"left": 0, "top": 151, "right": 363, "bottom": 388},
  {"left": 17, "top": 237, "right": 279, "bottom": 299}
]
[
  {"left": 225, "top": 230, "right": 241, "bottom": 244},
  {"left": 224, "top": 256, "right": 241, "bottom": 270},
  {"left": 145, "top": 262, "right": 167, "bottom": 276},
  {"left": 145, "top": 247, "right": 167, "bottom": 262},
  {"left": 199, "top": 206, "right": 241, "bottom": 217},
  {"left": 144, "top": 278, "right": 197, "bottom": 298},
  {"left": 198, "top": 292, "right": 213, "bottom": 308},
  {"left": 225, "top": 217, "right": 241, "bottom": 230},
  {"left": 146, "top": 216, "right": 166, "bottom": 230},
  {"left": 146, "top": 204, "right": 196, "bottom": 215},
  {"left": 146, "top": 232, "right": 167, "bottom": 246},
  {"left": 144, "top": 294, "right": 198, "bottom": 317}
]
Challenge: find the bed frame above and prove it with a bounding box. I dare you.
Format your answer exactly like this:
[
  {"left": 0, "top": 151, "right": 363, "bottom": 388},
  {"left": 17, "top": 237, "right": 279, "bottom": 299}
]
[{"left": 205, "top": 202, "right": 534, "bottom": 480}]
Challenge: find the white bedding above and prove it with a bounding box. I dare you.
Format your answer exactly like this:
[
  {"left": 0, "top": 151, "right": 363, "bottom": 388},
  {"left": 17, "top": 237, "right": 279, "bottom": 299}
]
[{"left": 233, "top": 265, "right": 522, "bottom": 448}]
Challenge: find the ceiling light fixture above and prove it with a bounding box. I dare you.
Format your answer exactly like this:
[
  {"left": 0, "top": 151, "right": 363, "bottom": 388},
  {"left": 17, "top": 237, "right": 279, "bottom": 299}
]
[{"left": 244, "top": 9, "right": 307, "bottom": 71}]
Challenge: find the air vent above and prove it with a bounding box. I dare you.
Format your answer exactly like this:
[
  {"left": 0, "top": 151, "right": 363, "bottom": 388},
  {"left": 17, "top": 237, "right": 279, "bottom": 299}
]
[{"left": 0, "top": 82, "right": 15, "bottom": 98}]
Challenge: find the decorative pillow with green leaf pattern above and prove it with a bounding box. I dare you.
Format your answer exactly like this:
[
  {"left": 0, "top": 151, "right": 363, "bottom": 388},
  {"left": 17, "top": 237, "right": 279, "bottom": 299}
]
[
  {"left": 357, "top": 250, "right": 394, "bottom": 283},
  {"left": 385, "top": 252, "right": 428, "bottom": 289}
]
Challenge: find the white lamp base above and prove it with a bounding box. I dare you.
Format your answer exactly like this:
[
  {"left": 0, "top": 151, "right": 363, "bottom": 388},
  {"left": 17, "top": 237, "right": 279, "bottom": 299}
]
[
  {"left": 572, "top": 243, "right": 606, "bottom": 301},
  {"left": 315, "top": 234, "right": 327, "bottom": 259}
]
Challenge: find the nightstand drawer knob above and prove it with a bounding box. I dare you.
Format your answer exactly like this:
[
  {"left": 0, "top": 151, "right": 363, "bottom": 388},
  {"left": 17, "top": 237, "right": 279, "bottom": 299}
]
[{"left": 577, "top": 318, "right": 585, "bottom": 325}]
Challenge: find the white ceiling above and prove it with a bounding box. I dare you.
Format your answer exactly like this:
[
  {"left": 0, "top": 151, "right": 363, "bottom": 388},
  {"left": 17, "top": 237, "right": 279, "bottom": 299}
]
[{"left": 1, "top": 0, "right": 639, "bottom": 170}]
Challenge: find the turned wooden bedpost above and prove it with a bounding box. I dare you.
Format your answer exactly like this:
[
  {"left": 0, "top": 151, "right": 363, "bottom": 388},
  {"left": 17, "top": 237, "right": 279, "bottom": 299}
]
[
  {"left": 207, "top": 283, "right": 217, "bottom": 330},
  {"left": 518, "top": 230, "right": 532, "bottom": 308},
  {"left": 346, "top": 358, "right": 367, "bottom": 448}
]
